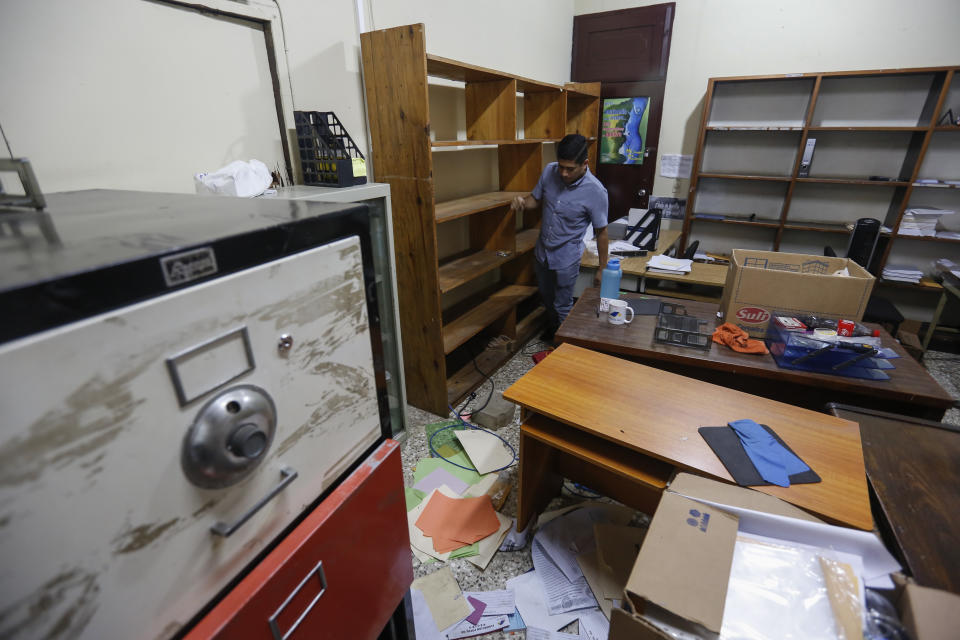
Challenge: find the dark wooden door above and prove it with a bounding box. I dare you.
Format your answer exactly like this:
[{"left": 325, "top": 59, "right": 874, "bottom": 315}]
[{"left": 572, "top": 3, "right": 675, "bottom": 221}]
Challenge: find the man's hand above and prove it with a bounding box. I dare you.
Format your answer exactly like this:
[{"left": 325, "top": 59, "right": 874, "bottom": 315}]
[
  {"left": 511, "top": 195, "right": 526, "bottom": 212},
  {"left": 593, "top": 269, "right": 602, "bottom": 287}
]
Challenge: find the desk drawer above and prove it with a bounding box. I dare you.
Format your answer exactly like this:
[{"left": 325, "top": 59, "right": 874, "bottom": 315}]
[{"left": 185, "top": 439, "right": 412, "bottom": 640}]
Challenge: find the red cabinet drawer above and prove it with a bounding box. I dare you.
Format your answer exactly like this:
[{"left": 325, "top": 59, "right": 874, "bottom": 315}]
[{"left": 185, "top": 439, "right": 412, "bottom": 640}]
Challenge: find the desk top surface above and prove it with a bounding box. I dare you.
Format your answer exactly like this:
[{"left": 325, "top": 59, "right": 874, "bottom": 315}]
[
  {"left": 580, "top": 229, "right": 681, "bottom": 271},
  {"left": 503, "top": 343, "right": 873, "bottom": 529},
  {"left": 556, "top": 288, "right": 954, "bottom": 410},
  {"left": 831, "top": 405, "right": 960, "bottom": 593}
]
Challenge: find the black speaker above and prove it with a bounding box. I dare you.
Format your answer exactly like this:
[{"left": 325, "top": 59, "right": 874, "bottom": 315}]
[{"left": 846, "top": 218, "right": 881, "bottom": 269}]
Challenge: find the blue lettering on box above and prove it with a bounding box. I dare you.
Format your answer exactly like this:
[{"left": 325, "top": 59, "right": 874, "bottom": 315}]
[{"left": 685, "top": 508, "right": 710, "bottom": 532}]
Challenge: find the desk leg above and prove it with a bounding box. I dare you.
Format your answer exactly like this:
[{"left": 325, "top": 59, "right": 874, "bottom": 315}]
[
  {"left": 922, "top": 290, "right": 948, "bottom": 354},
  {"left": 517, "top": 428, "right": 563, "bottom": 533}
]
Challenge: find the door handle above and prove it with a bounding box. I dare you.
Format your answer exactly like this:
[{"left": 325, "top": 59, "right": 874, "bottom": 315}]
[{"left": 269, "top": 560, "right": 327, "bottom": 640}]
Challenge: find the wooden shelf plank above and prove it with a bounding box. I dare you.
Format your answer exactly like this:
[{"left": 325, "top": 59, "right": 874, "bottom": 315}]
[
  {"left": 706, "top": 126, "right": 803, "bottom": 132},
  {"left": 698, "top": 173, "right": 792, "bottom": 182},
  {"left": 432, "top": 139, "right": 557, "bottom": 148},
  {"left": 783, "top": 222, "right": 852, "bottom": 234},
  {"left": 795, "top": 178, "right": 910, "bottom": 186},
  {"left": 439, "top": 250, "right": 512, "bottom": 293},
  {"left": 443, "top": 285, "right": 538, "bottom": 354},
  {"left": 692, "top": 216, "right": 780, "bottom": 229},
  {"left": 425, "top": 54, "right": 562, "bottom": 93},
  {"left": 447, "top": 306, "right": 545, "bottom": 406},
  {"left": 913, "top": 181, "right": 960, "bottom": 189},
  {"left": 807, "top": 126, "right": 927, "bottom": 131},
  {"left": 517, "top": 228, "right": 539, "bottom": 254},
  {"left": 427, "top": 53, "right": 512, "bottom": 83},
  {"left": 878, "top": 277, "right": 943, "bottom": 291},
  {"left": 564, "top": 82, "right": 602, "bottom": 98},
  {"left": 435, "top": 191, "right": 526, "bottom": 223},
  {"left": 895, "top": 234, "right": 960, "bottom": 244}
]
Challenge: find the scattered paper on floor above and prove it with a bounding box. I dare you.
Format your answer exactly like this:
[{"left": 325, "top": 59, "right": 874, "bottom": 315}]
[
  {"left": 455, "top": 429, "right": 515, "bottom": 474},
  {"left": 464, "top": 589, "right": 516, "bottom": 616},
  {"left": 411, "top": 566, "right": 472, "bottom": 631},
  {"left": 416, "top": 492, "right": 501, "bottom": 553},
  {"left": 507, "top": 570, "right": 581, "bottom": 631}
]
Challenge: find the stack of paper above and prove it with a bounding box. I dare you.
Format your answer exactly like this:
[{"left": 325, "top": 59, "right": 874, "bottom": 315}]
[
  {"left": 900, "top": 207, "right": 954, "bottom": 237},
  {"left": 647, "top": 254, "right": 692, "bottom": 274},
  {"left": 407, "top": 452, "right": 512, "bottom": 569},
  {"left": 882, "top": 263, "right": 924, "bottom": 283}
]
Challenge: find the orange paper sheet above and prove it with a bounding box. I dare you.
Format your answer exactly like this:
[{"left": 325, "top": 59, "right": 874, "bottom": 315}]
[{"left": 415, "top": 493, "right": 501, "bottom": 554}]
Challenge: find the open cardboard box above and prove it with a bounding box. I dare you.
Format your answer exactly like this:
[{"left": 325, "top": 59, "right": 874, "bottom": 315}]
[
  {"left": 720, "top": 249, "right": 875, "bottom": 339},
  {"left": 609, "top": 473, "right": 904, "bottom": 640}
]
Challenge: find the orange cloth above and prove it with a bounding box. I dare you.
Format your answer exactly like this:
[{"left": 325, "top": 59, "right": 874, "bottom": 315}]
[{"left": 712, "top": 322, "right": 769, "bottom": 355}]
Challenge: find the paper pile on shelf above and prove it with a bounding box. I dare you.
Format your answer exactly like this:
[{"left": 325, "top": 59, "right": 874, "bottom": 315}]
[
  {"left": 900, "top": 207, "right": 954, "bottom": 237},
  {"left": 882, "top": 263, "right": 924, "bottom": 283},
  {"left": 647, "top": 254, "right": 692, "bottom": 274}
]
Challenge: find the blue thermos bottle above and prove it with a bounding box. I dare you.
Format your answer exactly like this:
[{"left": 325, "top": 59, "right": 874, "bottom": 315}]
[{"left": 600, "top": 258, "right": 622, "bottom": 299}]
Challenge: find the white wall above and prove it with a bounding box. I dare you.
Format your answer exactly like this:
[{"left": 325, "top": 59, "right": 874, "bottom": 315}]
[
  {"left": 0, "top": 0, "right": 574, "bottom": 195},
  {"left": 574, "top": 0, "right": 960, "bottom": 200},
  {"left": 368, "top": 0, "right": 575, "bottom": 85}
]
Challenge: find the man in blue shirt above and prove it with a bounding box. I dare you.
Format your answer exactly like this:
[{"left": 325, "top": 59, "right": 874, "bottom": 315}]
[{"left": 511, "top": 134, "right": 609, "bottom": 341}]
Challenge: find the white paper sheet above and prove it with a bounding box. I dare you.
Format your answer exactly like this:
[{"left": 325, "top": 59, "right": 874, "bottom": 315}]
[
  {"left": 578, "top": 608, "right": 612, "bottom": 640},
  {"left": 461, "top": 473, "right": 498, "bottom": 498},
  {"left": 455, "top": 429, "right": 514, "bottom": 475},
  {"left": 507, "top": 570, "right": 580, "bottom": 631},
  {"left": 532, "top": 541, "right": 597, "bottom": 615},
  {"left": 445, "top": 615, "right": 509, "bottom": 638},
  {"left": 464, "top": 590, "right": 516, "bottom": 616},
  {"left": 464, "top": 511, "right": 512, "bottom": 570},
  {"left": 660, "top": 154, "right": 693, "bottom": 179},
  {"left": 535, "top": 505, "right": 633, "bottom": 583},
  {"left": 411, "top": 567, "right": 472, "bottom": 631},
  {"left": 525, "top": 628, "right": 582, "bottom": 640}
]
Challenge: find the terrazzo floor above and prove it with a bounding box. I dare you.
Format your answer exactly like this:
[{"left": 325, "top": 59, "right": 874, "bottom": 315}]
[{"left": 397, "top": 336, "right": 960, "bottom": 639}]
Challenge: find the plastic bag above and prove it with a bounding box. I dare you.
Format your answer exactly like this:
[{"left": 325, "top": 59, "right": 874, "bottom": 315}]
[{"left": 194, "top": 159, "right": 272, "bottom": 197}]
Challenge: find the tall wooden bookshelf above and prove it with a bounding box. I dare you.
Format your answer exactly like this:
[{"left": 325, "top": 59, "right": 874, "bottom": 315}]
[
  {"left": 361, "top": 23, "right": 600, "bottom": 416},
  {"left": 681, "top": 66, "right": 960, "bottom": 293}
]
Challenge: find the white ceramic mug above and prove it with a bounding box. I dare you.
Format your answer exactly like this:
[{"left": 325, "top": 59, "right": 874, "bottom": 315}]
[{"left": 607, "top": 299, "right": 634, "bottom": 325}]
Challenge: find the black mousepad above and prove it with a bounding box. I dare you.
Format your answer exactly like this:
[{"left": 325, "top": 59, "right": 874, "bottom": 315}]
[{"left": 698, "top": 424, "right": 821, "bottom": 486}]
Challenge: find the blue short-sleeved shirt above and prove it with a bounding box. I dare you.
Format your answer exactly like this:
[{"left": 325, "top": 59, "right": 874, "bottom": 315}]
[{"left": 532, "top": 162, "right": 608, "bottom": 269}]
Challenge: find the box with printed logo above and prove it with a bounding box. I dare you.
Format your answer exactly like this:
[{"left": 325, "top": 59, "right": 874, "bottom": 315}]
[
  {"left": 719, "top": 249, "right": 875, "bottom": 339},
  {"left": 610, "top": 473, "right": 901, "bottom": 640}
]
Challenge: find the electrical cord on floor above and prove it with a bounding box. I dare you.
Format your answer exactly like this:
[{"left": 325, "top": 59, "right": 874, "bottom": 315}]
[
  {"left": 457, "top": 344, "right": 497, "bottom": 417},
  {"left": 425, "top": 404, "right": 517, "bottom": 473}
]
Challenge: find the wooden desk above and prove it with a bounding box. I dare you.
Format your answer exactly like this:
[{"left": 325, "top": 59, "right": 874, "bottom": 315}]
[
  {"left": 556, "top": 288, "right": 954, "bottom": 420},
  {"left": 581, "top": 229, "right": 729, "bottom": 301},
  {"left": 829, "top": 404, "right": 960, "bottom": 594},
  {"left": 503, "top": 343, "right": 872, "bottom": 532}
]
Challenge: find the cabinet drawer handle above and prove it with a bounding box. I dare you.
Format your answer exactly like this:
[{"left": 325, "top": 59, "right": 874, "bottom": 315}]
[
  {"left": 269, "top": 560, "right": 327, "bottom": 640},
  {"left": 210, "top": 466, "right": 298, "bottom": 537}
]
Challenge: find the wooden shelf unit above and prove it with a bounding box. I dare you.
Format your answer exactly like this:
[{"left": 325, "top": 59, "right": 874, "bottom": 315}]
[
  {"left": 682, "top": 66, "right": 960, "bottom": 281},
  {"left": 361, "top": 23, "right": 601, "bottom": 415}
]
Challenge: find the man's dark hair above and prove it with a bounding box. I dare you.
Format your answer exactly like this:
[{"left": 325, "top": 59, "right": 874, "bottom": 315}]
[{"left": 557, "top": 134, "right": 589, "bottom": 164}]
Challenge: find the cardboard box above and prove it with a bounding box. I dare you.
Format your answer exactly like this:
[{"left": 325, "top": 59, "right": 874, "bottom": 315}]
[
  {"left": 898, "top": 582, "right": 960, "bottom": 640},
  {"left": 610, "top": 473, "right": 901, "bottom": 640},
  {"left": 720, "top": 249, "right": 875, "bottom": 338}
]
